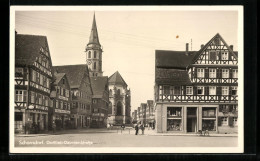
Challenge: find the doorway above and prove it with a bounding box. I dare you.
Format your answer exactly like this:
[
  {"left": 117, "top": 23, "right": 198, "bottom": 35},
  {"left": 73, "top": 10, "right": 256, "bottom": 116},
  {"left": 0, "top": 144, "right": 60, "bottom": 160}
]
[{"left": 187, "top": 107, "right": 197, "bottom": 132}]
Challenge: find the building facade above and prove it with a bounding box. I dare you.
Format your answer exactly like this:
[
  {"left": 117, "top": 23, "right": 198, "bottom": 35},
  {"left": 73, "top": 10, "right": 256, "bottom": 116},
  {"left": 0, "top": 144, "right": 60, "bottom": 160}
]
[
  {"left": 107, "top": 71, "right": 131, "bottom": 125},
  {"left": 155, "top": 33, "right": 238, "bottom": 133},
  {"left": 90, "top": 77, "right": 109, "bottom": 128},
  {"left": 54, "top": 65, "right": 93, "bottom": 128},
  {"left": 131, "top": 110, "right": 138, "bottom": 124},
  {"left": 15, "top": 33, "right": 53, "bottom": 134},
  {"left": 49, "top": 72, "right": 72, "bottom": 130},
  {"left": 146, "top": 100, "right": 155, "bottom": 126}
]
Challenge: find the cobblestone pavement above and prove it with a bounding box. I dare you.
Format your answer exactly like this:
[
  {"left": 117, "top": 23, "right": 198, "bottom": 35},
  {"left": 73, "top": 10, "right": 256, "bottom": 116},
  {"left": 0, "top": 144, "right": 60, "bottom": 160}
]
[{"left": 14, "top": 128, "right": 238, "bottom": 147}]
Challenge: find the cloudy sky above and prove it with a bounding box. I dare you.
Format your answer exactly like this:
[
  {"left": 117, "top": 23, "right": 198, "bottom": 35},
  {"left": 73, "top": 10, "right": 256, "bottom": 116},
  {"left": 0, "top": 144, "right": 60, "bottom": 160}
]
[{"left": 14, "top": 7, "right": 239, "bottom": 111}]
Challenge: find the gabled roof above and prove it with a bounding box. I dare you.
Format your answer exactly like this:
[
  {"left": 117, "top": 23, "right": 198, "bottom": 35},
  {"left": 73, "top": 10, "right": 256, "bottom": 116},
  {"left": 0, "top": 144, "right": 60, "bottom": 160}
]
[
  {"left": 155, "top": 50, "right": 197, "bottom": 69},
  {"left": 15, "top": 34, "right": 48, "bottom": 66},
  {"left": 108, "top": 71, "right": 127, "bottom": 87},
  {"left": 53, "top": 73, "right": 66, "bottom": 85},
  {"left": 53, "top": 64, "right": 89, "bottom": 89},
  {"left": 87, "top": 13, "right": 100, "bottom": 46},
  {"left": 190, "top": 33, "right": 238, "bottom": 65},
  {"left": 90, "top": 76, "right": 108, "bottom": 98}
]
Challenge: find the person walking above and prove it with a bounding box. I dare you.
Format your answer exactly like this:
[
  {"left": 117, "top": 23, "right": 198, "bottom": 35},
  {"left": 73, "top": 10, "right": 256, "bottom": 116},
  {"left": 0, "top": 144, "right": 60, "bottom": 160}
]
[
  {"left": 135, "top": 123, "right": 139, "bottom": 135},
  {"left": 141, "top": 124, "right": 145, "bottom": 135}
]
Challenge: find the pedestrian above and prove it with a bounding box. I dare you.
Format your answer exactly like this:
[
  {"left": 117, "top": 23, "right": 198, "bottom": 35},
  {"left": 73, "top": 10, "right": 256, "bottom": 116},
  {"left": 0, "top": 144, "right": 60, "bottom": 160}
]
[
  {"left": 141, "top": 124, "right": 145, "bottom": 135},
  {"left": 52, "top": 120, "right": 56, "bottom": 133},
  {"left": 135, "top": 123, "right": 139, "bottom": 135}
]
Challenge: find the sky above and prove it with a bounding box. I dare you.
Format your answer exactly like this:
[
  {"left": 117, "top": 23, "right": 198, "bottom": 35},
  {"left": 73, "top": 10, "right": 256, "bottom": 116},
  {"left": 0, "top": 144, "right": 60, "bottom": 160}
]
[{"left": 15, "top": 8, "right": 239, "bottom": 111}]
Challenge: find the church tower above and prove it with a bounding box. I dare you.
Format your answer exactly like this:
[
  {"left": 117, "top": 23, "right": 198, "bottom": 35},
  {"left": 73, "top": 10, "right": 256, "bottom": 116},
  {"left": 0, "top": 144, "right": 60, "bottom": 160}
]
[{"left": 86, "top": 13, "right": 103, "bottom": 77}]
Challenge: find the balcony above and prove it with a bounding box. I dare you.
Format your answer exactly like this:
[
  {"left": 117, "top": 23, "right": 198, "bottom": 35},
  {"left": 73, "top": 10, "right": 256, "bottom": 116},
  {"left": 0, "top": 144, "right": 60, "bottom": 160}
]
[{"left": 157, "top": 94, "right": 238, "bottom": 103}]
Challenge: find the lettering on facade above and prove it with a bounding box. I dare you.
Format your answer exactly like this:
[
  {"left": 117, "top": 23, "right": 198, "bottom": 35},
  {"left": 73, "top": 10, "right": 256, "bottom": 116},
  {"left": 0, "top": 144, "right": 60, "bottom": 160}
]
[
  {"left": 155, "top": 68, "right": 187, "bottom": 81},
  {"left": 58, "top": 95, "right": 69, "bottom": 101},
  {"left": 55, "top": 109, "right": 71, "bottom": 114}
]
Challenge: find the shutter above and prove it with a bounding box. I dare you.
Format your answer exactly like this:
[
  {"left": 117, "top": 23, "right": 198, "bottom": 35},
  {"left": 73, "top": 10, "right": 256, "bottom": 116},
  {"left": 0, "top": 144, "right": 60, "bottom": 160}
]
[
  {"left": 194, "top": 86, "right": 197, "bottom": 95},
  {"left": 216, "top": 86, "right": 221, "bottom": 95},
  {"left": 228, "top": 52, "right": 232, "bottom": 60},
  {"left": 205, "top": 68, "right": 209, "bottom": 78},
  {"left": 228, "top": 116, "right": 233, "bottom": 126},
  {"left": 218, "top": 117, "right": 222, "bottom": 126},
  {"left": 205, "top": 86, "right": 209, "bottom": 95},
  {"left": 216, "top": 69, "right": 219, "bottom": 78},
  {"left": 229, "top": 69, "right": 232, "bottom": 78},
  {"left": 229, "top": 86, "right": 232, "bottom": 95},
  {"left": 219, "top": 69, "right": 222, "bottom": 78},
  {"left": 194, "top": 68, "right": 197, "bottom": 78},
  {"left": 23, "top": 91, "right": 27, "bottom": 102},
  {"left": 183, "top": 86, "right": 186, "bottom": 95},
  {"left": 229, "top": 105, "right": 233, "bottom": 112}
]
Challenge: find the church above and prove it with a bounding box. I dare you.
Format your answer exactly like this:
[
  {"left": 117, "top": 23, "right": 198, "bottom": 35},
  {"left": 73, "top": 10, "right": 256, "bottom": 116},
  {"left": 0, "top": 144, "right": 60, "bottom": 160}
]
[{"left": 86, "top": 13, "right": 131, "bottom": 126}]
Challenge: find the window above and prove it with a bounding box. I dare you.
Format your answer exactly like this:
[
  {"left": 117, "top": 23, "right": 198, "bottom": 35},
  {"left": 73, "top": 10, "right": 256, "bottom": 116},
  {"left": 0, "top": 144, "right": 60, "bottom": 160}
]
[
  {"left": 36, "top": 72, "right": 40, "bottom": 83},
  {"left": 60, "top": 101, "right": 63, "bottom": 109},
  {"left": 62, "top": 78, "right": 65, "bottom": 84},
  {"left": 209, "top": 68, "right": 216, "bottom": 78},
  {"left": 68, "top": 103, "right": 70, "bottom": 110},
  {"left": 64, "top": 102, "right": 67, "bottom": 110},
  {"left": 56, "top": 101, "right": 59, "bottom": 108},
  {"left": 40, "top": 74, "right": 43, "bottom": 85},
  {"left": 197, "top": 86, "right": 204, "bottom": 95},
  {"left": 233, "top": 117, "right": 238, "bottom": 126},
  {"left": 222, "top": 69, "right": 229, "bottom": 78},
  {"left": 94, "top": 51, "right": 97, "bottom": 58},
  {"left": 94, "top": 62, "right": 96, "bottom": 70},
  {"left": 232, "top": 87, "right": 237, "bottom": 95},
  {"left": 93, "top": 99, "right": 96, "bottom": 104},
  {"left": 32, "top": 70, "right": 36, "bottom": 82},
  {"left": 167, "top": 107, "right": 182, "bottom": 116},
  {"left": 88, "top": 51, "right": 91, "bottom": 58},
  {"left": 222, "top": 86, "right": 229, "bottom": 95},
  {"left": 221, "top": 52, "right": 228, "bottom": 60},
  {"left": 38, "top": 94, "right": 42, "bottom": 105},
  {"left": 163, "top": 86, "right": 170, "bottom": 95},
  {"left": 15, "top": 90, "right": 27, "bottom": 102},
  {"left": 61, "top": 87, "right": 63, "bottom": 96},
  {"left": 173, "top": 86, "right": 181, "bottom": 95},
  {"left": 209, "top": 86, "right": 216, "bottom": 95},
  {"left": 46, "top": 78, "right": 50, "bottom": 88},
  {"left": 15, "top": 68, "right": 23, "bottom": 77},
  {"left": 232, "top": 69, "right": 238, "bottom": 78},
  {"left": 221, "top": 117, "right": 228, "bottom": 125},
  {"left": 214, "top": 38, "right": 220, "bottom": 45},
  {"left": 202, "top": 108, "right": 216, "bottom": 117},
  {"left": 65, "top": 90, "right": 70, "bottom": 97},
  {"left": 186, "top": 86, "right": 193, "bottom": 95},
  {"left": 197, "top": 68, "right": 204, "bottom": 78},
  {"left": 45, "top": 97, "right": 48, "bottom": 106},
  {"left": 30, "top": 91, "right": 35, "bottom": 103}
]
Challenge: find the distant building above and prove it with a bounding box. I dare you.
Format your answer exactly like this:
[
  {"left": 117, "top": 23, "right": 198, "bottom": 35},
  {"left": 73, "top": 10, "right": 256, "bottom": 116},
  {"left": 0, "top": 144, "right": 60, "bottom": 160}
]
[
  {"left": 53, "top": 65, "right": 93, "bottom": 128},
  {"left": 146, "top": 100, "right": 155, "bottom": 125},
  {"left": 15, "top": 33, "right": 53, "bottom": 133},
  {"left": 131, "top": 110, "right": 137, "bottom": 123},
  {"left": 154, "top": 33, "right": 238, "bottom": 133}
]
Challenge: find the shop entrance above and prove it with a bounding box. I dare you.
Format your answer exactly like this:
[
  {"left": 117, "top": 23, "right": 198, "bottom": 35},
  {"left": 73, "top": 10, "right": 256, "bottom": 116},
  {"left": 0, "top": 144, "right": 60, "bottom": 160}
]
[{"left": 187, "top": 107, "right": 197, "bottom": 132}]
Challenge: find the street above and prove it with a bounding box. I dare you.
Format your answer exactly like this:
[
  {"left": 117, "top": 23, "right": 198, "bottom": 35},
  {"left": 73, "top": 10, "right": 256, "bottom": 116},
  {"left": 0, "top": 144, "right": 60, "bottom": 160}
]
[{"left": 15, "top": 128, "right": 238, "bottom": 147}]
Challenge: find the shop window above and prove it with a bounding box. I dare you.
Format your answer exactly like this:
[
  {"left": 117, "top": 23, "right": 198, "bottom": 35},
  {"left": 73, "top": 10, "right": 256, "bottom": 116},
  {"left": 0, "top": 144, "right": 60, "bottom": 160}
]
[
  {"left": 202, "top": 107, "right": 216, "bottom": 117},
  {"left": 202, "top": 120, "right": 216, "bottom": 131},
  {"left": 197, "top": 68, "right": 204, "bottom": 78},
  {"left": 186, "top": 86, "right": 193, "bottom": 95},
  {"left": 167, "top": 107, "right": 182, "bottom": 117},
  {"left": 197, "top": 86, "right": 204, "bottom": 95},
  {"left": 167, "top": 119, "right": 182, "bottom": 131},
  {"left": 221, "top": 117, "right": 228, "bottom": 125}
]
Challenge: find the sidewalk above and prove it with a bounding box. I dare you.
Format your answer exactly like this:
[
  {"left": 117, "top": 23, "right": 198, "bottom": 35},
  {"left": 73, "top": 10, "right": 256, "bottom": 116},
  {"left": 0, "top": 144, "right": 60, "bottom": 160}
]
[{"left": 116, "top": 128, "right": 238, "bottom": 137}]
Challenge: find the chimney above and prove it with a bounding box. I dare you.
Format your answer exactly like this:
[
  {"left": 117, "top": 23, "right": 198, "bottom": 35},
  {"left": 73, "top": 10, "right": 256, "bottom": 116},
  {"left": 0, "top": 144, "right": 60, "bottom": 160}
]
[
  {"left": 201, "top": 44, "right": 204, "bottom": 49},
  {"left": 185, "top": 43, "right": 189, "bottom": 55},
  {"left": 230, "top": 45, "right": 233, "bottom": 51}
]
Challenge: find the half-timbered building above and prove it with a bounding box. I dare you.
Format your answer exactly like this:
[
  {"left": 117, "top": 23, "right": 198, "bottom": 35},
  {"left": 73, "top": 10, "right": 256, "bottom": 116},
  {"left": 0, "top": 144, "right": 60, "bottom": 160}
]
[
  {"left": 155, "top": 33, "right": 238, "bottom": 133},
  {"left": 15, "top": 33, "right": 53, "bottom": 133},
  {"left": 49, "top": 72, "right": 72, "bottom": 130},
  {"left": 53, "top": 65, "right": 93, "bottom": 128}
]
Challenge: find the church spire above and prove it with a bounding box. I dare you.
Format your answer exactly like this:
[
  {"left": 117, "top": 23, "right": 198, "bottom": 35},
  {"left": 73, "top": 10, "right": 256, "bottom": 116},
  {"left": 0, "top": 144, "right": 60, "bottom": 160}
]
[{"left": 88, "top": 12, "right": 100, "bottom": 46}]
